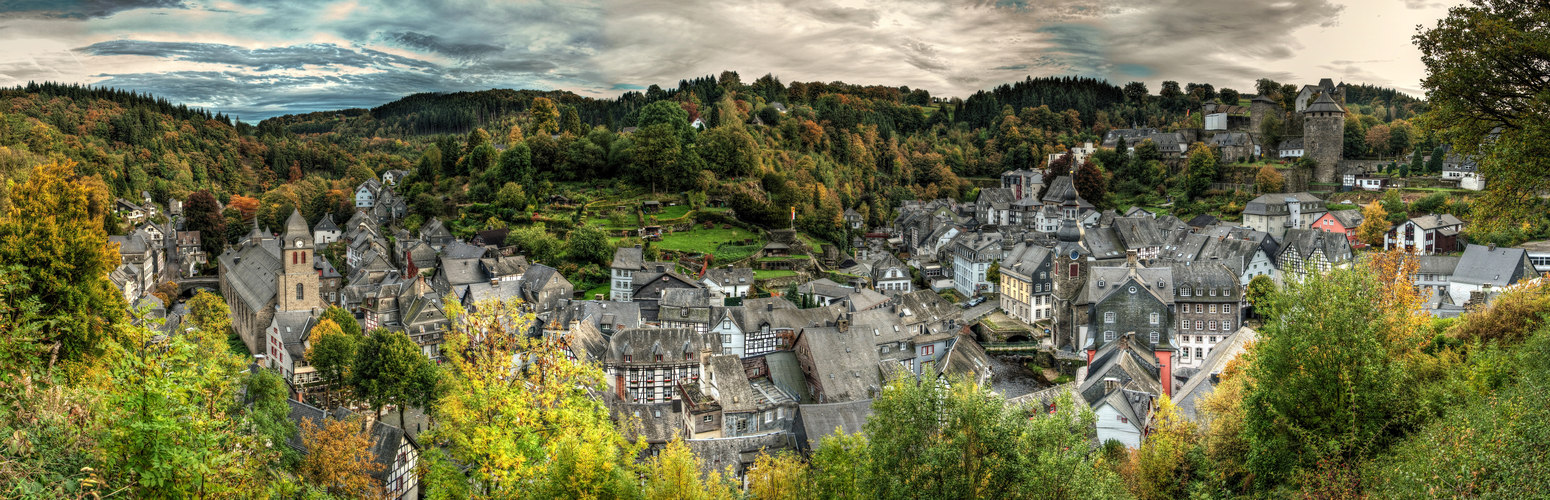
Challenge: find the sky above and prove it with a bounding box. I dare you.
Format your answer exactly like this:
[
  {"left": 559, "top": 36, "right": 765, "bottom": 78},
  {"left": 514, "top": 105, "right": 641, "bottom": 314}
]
[{"left": 0, "top": 0, "right": 1464, "bottom": 121}]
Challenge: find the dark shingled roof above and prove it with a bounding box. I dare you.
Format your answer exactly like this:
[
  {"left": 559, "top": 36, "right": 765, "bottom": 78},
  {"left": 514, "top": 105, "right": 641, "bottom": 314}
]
[
  {"left": 794, "top": 400, "right": 873, "bottom": 452},
  {"left": 1304, "top": 92, "right": 1345, "bottom": 114},
  {"left": 799, "top": 326, "right": 882, "bottom": 403},
  {"left": 1176, "top": 327, "right": 1257, "bottom": 420}
]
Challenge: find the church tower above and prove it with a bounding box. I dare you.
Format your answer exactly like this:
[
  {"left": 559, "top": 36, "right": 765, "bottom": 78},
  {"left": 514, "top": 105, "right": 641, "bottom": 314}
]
[
  {"left": 276, "top": 209, "right": 319, "bottom": 312},
  {"left": 1051, "top": 217, "right": 1088, "bottom": 352}
]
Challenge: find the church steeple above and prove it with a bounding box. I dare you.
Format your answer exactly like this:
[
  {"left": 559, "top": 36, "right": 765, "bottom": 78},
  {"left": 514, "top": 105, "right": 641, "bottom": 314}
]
[{"left": 277, "top": 209, "right": 319, "bottom": 312}]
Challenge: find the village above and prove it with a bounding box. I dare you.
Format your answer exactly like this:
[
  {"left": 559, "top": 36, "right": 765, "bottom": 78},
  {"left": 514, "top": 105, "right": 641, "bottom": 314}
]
[{"left": 94, "top": 79, "right": 1548, "bottom": 497}]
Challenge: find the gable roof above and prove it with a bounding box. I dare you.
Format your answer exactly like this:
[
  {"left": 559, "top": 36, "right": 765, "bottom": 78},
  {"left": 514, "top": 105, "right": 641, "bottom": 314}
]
[
  {"left": 1175, "top": 326, "right": 1257, "bottom": 420},
  {"left": 799, "top": 326, "right": 882, "bottom": 402},
  {"left": 795, "top": 400, "right": 872, "bottom": 451},
  {"left": 1453, "top": 244, "right": 1534, "bottom": 287}
]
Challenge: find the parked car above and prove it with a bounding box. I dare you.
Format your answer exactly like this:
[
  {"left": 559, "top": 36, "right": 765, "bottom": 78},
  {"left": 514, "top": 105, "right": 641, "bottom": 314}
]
[{"left": 967, "top": 296, "right": 986, "bottom": 307}]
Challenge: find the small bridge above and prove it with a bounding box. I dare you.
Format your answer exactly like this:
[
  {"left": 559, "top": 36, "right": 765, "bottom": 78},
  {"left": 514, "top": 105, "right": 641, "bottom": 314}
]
[
  {"left": 981, "top": 342, "right": 1046, "bottom": 353},
  {"left": 177, "top": 276, "right": 221, "bottom": 298}
]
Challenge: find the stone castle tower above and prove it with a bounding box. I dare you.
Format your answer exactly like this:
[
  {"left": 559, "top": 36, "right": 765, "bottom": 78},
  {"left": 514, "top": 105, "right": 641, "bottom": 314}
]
[
  {"left": 276, "top": 209, "right": 319, "bottom": 312},
  {"left": 1302, "top": 92, "right": 1345, "bottom": 183},
  {"left": 1248, "top": 94, "right": 1278, "bottom": 139},
  {"left": 1051, "top": 217, "right": 1089, "bottom": 352}
]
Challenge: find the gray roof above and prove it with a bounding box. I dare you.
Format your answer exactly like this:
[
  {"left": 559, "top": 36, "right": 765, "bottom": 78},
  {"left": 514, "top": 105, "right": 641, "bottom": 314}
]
[
  {"left": 314, "top": 214, "right": 339, "bottom": 233},
  {"left": 438, "top": 257, "right": 488, "bottom": 287},
  {"left": 795, "top": 400, "right": 873, "bottom": 451},
  {"left": 607, "top": 327, "right": 720, "bottom": 364},
  {"left": 612, "top": 247, "right": 644, "bottom": 270},
  {"left": 441, "top": 240, "right": 486, "bottom": 259},
  {"left": 1000, "top": 241, "right": 1051, "bottom": 278},
  {"left": 1328, "top": 209, "right": 1363, "bottom": 228},
  {"left": 1406, "top": 213, "right": 1465, "bottom": 231},
  {"left": 1176, "top": 327, "right": 1258, "bottom": 420},
  {"left": 1416, "top": 255, "right": 1461, "bottom": 276},
  {"left": 1304, "top": 92, "right": 1345, "bottom": 114},
  {"left": 1278, "top": 137, "right": 1305, "bottom": 150},
  {"left": 1243, "top": 192, "right": 1324, "bottom": 216},
  {"left": 1279, "top": 229, "right": 1353, "bottom": 265},
  {"left": 799, "top": 326, "right": 882, "bottom": 403},
  {"left": 1079, "top": 334, "right": 1164, "bottom": 406},
  {"left": 1452, "top": 244, "right": 1534, "bottom": 287},
  {"left": 704, "top": 354, "right": 757, "bottom": 413},
  {"left": 1169, "top": 263, "right": 1241, "bottom": 300},
  {"left": 614, "top": 403, "right": 682, "bottom": 443},
  {"left": 704, "top": 266, "right": 755, "bottom": 288},
  {"left": 220, "top": 239, "right": 284, "bottom": 313}
]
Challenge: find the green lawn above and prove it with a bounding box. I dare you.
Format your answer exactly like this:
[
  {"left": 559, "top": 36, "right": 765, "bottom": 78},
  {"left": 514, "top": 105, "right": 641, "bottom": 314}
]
[
  {"left": 583, "top": 284, "right": 610, "bottom": 300},
  {"left": 759, "top": 254, "right": 809, "bottom": 262},
  {"left": 654, "top": 226, "right": 765, "bottom": 264},
  {"left": 650, "top": 205, "right": 692, "bottom": 220},
  {"left": 753, "top": 269, "right": 797, "bottom": 280}
]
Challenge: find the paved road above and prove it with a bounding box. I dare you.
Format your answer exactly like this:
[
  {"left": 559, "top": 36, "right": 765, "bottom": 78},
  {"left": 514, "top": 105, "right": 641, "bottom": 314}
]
[{"left": 962, "top": 301, "right": 998, "bottom": 322}]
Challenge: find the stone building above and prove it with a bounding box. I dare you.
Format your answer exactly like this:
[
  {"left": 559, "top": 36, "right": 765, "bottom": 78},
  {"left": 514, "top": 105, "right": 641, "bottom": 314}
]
[
  {"left": 1170, "top": 263, "right": 1243, "bottom": 370},
  {"left": 219, "top": 210, "right": 321, "bottom": 357},
  {"left": 1303, "top": 93, "right": 1346, "bottom": 183}
]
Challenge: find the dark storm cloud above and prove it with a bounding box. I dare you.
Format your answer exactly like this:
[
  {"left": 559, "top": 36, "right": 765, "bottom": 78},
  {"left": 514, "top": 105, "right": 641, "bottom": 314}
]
[
  {"left": 91, "top": 69, "right": 452, "bottom": 118},
  {"left": 0, "top": 0, "right": 185, "bottom": 19},
  {"left": 79, "top": 40, "right": 438, "bottom": 71},
  {"left": 387, "top": 32, "right": 505, "bottom": 60},
  {"left": 1104, "top": 0, "right": 1343, "bottom": 86}
]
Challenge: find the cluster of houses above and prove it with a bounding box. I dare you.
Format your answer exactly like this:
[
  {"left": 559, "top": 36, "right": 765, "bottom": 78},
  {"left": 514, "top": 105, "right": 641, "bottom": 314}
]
[{"left": 97, "top": 116, "right": 1545, "bottom": 490}]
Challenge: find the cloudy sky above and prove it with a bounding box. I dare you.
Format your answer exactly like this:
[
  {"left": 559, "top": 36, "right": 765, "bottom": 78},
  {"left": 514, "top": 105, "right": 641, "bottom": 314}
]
[{"left": 0, "top": 0, "right": 1461, "bottom": 120}]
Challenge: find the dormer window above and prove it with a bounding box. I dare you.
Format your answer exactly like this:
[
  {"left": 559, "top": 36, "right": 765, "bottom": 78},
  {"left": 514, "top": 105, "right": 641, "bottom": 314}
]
[
  {"left": 1180, "top": 286, "right": 1191, "bottom": 297},
  {"left": 1104, "top": 312, "right": 1115, "bottom": 324}
]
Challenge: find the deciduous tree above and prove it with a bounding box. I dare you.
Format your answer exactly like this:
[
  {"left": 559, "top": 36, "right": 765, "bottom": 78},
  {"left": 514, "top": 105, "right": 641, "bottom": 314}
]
[
  {"left": 0, "top": 160, "right": 124, "bottom": 368},
  {"left": 1357, "top": 201, "right": 1390, "bottom": 247},
  {"left": 297, "top": 415, "right": 383, "bottom": 498},
  {"left": 1255, "top": 165, "right": 1284, "bottom": 193}
]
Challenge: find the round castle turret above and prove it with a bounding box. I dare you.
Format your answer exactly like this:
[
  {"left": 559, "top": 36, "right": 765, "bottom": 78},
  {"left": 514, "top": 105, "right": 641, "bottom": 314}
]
[{"left": 1303, "top": 93, "right": 1345, "bottom": 183}]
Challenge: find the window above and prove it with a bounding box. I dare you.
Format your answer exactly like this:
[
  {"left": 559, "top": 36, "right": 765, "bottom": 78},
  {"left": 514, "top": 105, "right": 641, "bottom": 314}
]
[
  {"left": 721, "top": 334, "right": 732, "bottom": 345},
  {"left": 1224, "top": 304, "right": 1233, "bottom": 314},
  {"left": 921, "top": 345, "right": 935, "bottom": 356},
  {"left": 1209, "top": 320, "right": 1217, "bottom": 331},
  {"left": 1181, "top": 318, "right": 1189, "bottom": 330},
  {"left": 1210, "top": 336, "right": 1217, "bottom": 343},
  {"left": 1149, "top": 312, "right": 1160, "bottom": 325},
  {"left": 1195, "top": 348, "right": 1203, "bottom": 358},
  {"left": 1195, "top": 304, "right": 1203, "bottom": 313},
  {"left": 702, "top": 415, "right": 713, "bottom": 423},
  {"left": 1183, "top": 349, "right": 1191, "bottom": 359},
  {"left": 1149, "top": 331, "right": 1159, "bottom": 344},
  {"left": 1209, "top": 304, "right": 1217, "bottom": 314},
  {"left": 1195, "top": 320, "right": 1203, "bottom": 330},
  {"left": 624, "top": 355, "right": 632, "bottom": 362},
  {"left": 1209, "top": 287, "right": 1217, "bottom": 296},
  {"left": 295, "top": 283, "right": 304, "bottom": 300},
  {"left": 1069, "top": 263, "right": 1079, "bottom": 276},
  {"left": 1223, "top": 320, "right": 1232, "bottom": 330},
  {"left": 1104, "top": 312, "right": 1115, "bottom": 323},
  {"left": 1180, "top": 286, "right": 1190, "bottom": 297},
  {"left": 1104, "top": 330, "right": 1115, "bottom": 341},
  {"left": 655, "top": 354, "right": 663, "bottom": 362}
]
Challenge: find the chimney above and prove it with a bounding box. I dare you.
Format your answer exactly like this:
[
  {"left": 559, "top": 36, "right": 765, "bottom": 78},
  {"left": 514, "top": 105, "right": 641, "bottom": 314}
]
[
  {"left": 1104, "top": 377, "right": 1119, "bottom": 394},
  {"left": 1126, "top": 250, "right": 1138, "bottom": 268},
  {"left": 766, "top": 302, "right": 774, "bottom": 312},
  {"left": 1489, "top": 244, "right": 1497, "bottom": 251}
]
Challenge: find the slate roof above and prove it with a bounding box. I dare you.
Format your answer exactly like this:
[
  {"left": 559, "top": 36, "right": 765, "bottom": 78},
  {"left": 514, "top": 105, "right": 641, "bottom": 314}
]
[
  {"left": 794, "top": 400, "right": 873, "bottom": 452},
  {"left": 1304, "top": 92, "right": 1345, "bottom": 114},
  {"left": 1187, "top": 214, "right": 1219, "bottom": 228},
  {"left": 438, "top": 256, "right": 488, "bottom": 287},
  {"left": 1113, "top": 217, "right": 1167, "bottom": 250},
  {"left": 1278, "top": 137, "right": 1305, "bottom": 150},
  {"left": 1175, "top": 326, "right": 1257, "bottom": 420},
  {"left": 614, "top": 403, "right": 682, "bottom": 443},
  {"left": 1080, "top": 334, "right": 1164, "bottom": 406},
  {"left": 1407, "top": 213, "right": 1465, "bottom": 231},
  {"left": 1416, "top": 255, "right": 1462, "bottom": 276},
  {"left": 612, "top": 247, "right": 644, "bottom": 270},
  {"left": 314, "top": 214, "right": 339, "bottom": 234},
  {"left": 607, "top": 327, "right": 720, "bottom": 364},
  {"left": 1279, "top": 228, "right": 1353, "bottom": 265},
  {"left": 799, "top": 326, "right": 882, "bottom": 403},
  {"left": 704, "top": 266, "right": 755, "bottom": 288},
  {"left": 937, "top": 335, "right": 993, "bottom": 385},
  {"left": 1243, "top": 192, "right": 1323, "bottom": 216},
  {"left": 1327, "top": 209, "right": 1363, "bottom": 229},
  {"left": 1206, "top": 131, "right": 1252, "bottom": 147},
  {"left": 798, "top": 278, "right": 854, "bottom": 299},
  {"left": 705, "top": 354, "right": 757, "bottom": 413},
  {"left": 220, "top": 239, "right": 283, "bottom": 313},
  {"left": 1169, "top": 263, "right": 1241, "bottom": 300},
  {"left": 1453, "top": 244, "right": 1534, "bottom": 287}
]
